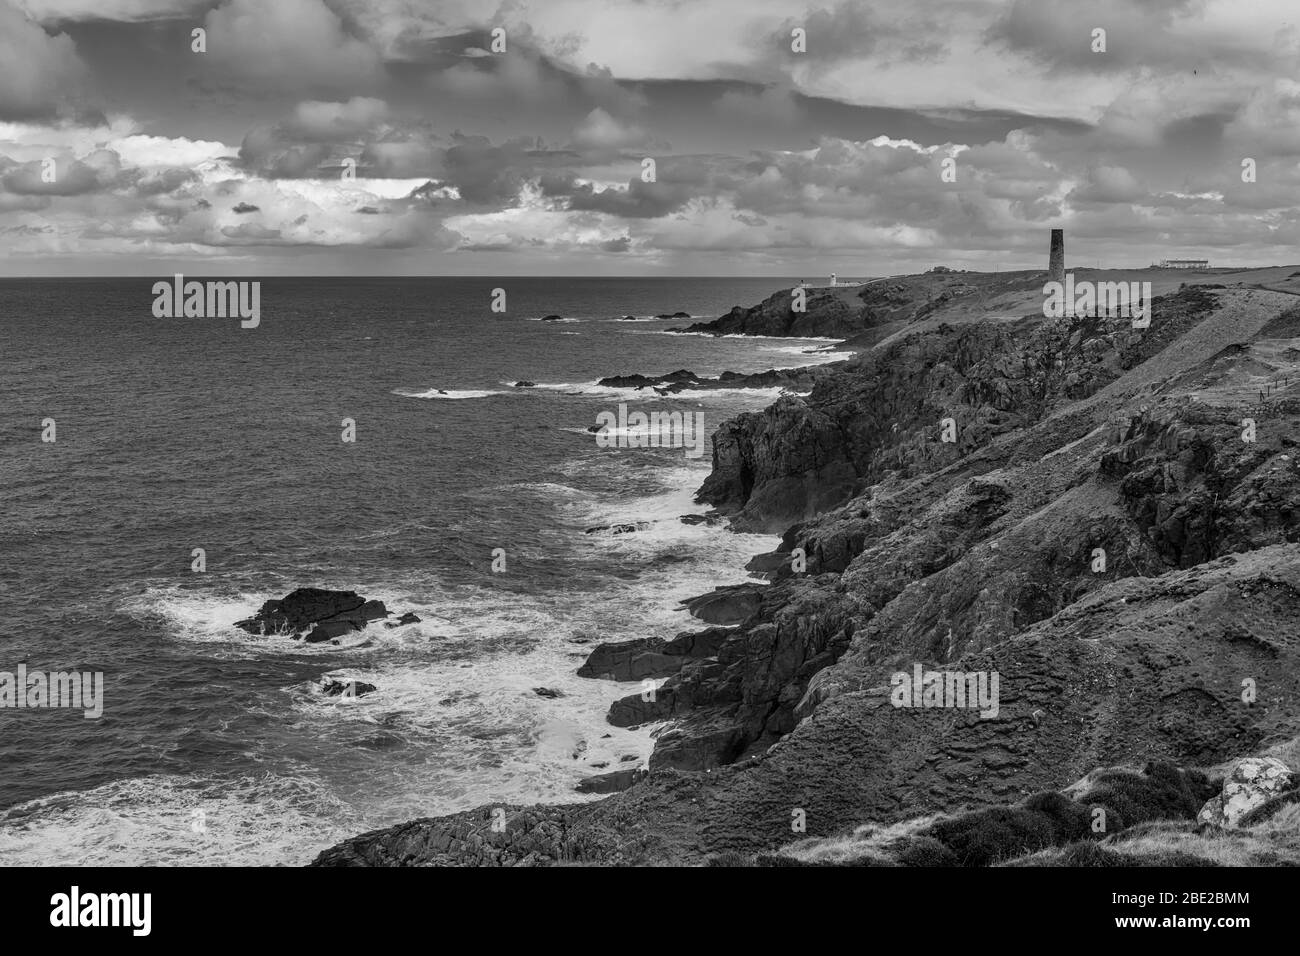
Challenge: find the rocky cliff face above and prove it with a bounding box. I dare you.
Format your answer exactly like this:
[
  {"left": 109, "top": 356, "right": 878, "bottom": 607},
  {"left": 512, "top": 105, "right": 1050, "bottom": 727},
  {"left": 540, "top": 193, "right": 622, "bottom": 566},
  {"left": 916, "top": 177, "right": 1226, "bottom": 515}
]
[
  {"left": 675, "top": 271, "right": 1042, "bottom": 340},
  {"left": 313, "top": 277, "right": 1300, "bottom": 867}
]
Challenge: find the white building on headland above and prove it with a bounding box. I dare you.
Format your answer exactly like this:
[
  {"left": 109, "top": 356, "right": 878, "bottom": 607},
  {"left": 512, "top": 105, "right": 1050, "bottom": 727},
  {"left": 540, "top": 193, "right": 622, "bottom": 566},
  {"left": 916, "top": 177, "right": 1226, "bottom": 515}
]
[
  {"left": 798, "top": 273, "right": 866, "bottom": 289},
  {"left": 1160, "top": 259, "right": 1209, "bottom": 269}
]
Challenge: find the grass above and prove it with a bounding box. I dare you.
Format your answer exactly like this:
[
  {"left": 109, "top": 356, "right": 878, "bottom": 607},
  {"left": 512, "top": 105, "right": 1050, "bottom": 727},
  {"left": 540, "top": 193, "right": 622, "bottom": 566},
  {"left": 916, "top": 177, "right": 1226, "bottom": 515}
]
[{"left": 717, "top": 756, "right": 1297, "bottom": 867}]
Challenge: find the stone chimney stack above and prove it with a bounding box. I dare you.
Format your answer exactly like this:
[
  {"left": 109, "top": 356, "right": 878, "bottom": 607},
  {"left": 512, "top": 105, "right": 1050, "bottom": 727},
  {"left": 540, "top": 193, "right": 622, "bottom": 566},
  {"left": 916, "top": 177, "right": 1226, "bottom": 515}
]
[{"left": 1048, "top": 229, "right": 1065, "bottom": 284}]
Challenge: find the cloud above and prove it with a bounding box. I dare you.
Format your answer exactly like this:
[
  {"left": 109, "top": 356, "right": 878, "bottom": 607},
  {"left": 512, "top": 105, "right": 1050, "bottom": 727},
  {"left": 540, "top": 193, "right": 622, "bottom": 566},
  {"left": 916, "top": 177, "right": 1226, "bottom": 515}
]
[
  {"left": 0, "top": 2, "right": 87, "bottom": 119},
  {"left": 203, "top": 0, "right": 383, "bottom": 92},
  {"left": 714, "top": 86, "right": 801, "bottom": 126},
  {"left": 570, "top": 108, "right": 650, "bottom": 151},
  {"left": 771, "top": 1, "right": 947, "bottom": 66},
  {"left": 437, "top": 133, "right": 543, "bottom": 204},
  {"left": 984, "top": 0, "right": 1260, "bottom": 73},
  {"left": 238, "top": 127, "right": 332, "bottom": 178},
  {"left": 359, "top": 136, "right": 440, "bottom": 178},
  {"left": 1069, "top": 164, "right": 1146, "bottom": 204},
  {"left": 237, "top": 98, "right": 392, "bottom": 178},
  {"left": 292, "top": 97, "right": 389, "bottom": 138},
  {"left": 540, "top": 168, "right": 696, "bottom": 219},
  {"left": 1, "top": 147, "right": 120, "bottom": 194},
  {"left": 21, "top": 0, "right": 209, "bottom": 21}
]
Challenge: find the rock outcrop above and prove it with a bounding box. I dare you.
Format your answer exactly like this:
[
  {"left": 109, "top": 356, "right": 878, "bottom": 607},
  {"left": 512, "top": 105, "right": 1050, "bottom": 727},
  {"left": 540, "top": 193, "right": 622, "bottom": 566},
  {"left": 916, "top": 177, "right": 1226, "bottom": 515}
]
[
  {"left": 235, "top": 587, "right": 411, "bottom": 643},
  {"left": 595, "top": 366, "right": 828, "bottom": 395},
  {"left": 1197, "top": 757, "right": 1294, "bottom": 828},
  {"left": 319, "top": 678, "right": 377, "bottom": 698}
]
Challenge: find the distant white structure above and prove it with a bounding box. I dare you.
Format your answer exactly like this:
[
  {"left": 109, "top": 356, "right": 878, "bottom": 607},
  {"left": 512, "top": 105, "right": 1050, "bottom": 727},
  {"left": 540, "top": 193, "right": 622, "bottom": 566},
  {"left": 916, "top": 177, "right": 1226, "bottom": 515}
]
[
  {"left": 801, "top": 273, "right": 866, "bottom": 289},
  {"left": 1160, "top": 259, "right": 1209, "bottom": 269}
]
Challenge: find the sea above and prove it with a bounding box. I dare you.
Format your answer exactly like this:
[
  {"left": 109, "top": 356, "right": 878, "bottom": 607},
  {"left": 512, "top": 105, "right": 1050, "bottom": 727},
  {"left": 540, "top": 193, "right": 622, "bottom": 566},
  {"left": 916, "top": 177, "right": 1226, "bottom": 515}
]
[{"left": 0, "top": 276, "right": 848, "bottom": 865}]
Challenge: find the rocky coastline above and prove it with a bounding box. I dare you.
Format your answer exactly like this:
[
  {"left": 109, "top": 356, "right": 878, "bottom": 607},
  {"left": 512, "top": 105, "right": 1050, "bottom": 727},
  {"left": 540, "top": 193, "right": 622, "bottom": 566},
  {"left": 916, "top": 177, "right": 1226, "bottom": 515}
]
[{"left": 311, "top": 270, "right": 1300, "bottom": 866}]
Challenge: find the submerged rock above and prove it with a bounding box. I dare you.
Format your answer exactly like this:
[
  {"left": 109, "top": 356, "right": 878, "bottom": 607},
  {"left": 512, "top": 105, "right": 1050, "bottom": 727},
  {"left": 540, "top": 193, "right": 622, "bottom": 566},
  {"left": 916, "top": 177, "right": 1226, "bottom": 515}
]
[
  {"left": 584, "top": 523, "right": 646, "bottom": 535},
  {"left": 319, "top": 678, "right": 377, "bottom": 698},
  {"left": 384, "top": 611, "right": 421, "bottom": 629}
]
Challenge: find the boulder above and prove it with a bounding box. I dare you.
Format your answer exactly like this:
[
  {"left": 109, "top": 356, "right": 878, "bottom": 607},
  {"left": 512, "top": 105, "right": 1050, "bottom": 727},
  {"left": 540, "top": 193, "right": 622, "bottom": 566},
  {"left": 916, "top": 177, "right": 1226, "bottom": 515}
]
[{"left": 1197, "top": 757, "right": 1294, "bottom": 828}]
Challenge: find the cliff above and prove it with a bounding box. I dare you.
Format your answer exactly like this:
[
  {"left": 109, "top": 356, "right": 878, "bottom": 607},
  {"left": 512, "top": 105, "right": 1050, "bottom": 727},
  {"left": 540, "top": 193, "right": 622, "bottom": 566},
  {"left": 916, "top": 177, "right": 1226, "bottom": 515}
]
[{"left": 313, "top": 271, "right": 1300, "bottom": 867}]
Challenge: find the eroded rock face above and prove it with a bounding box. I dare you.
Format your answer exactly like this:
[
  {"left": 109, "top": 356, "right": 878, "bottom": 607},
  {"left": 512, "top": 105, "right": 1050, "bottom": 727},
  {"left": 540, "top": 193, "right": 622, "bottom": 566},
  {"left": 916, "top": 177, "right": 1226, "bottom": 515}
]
[
  {"left": 1106, "top": 403, "right": 1300, "bottom": 567},
  {"left": 696, "top": 287, "right": 1225, "bottom": 533},
  {"left": 580, "top": 288, "right": 1300, "bottom": 782},
  {"left": 697, "top": 397, "right": 859, "bottom": 533},
  {"left": 1197, "top": 757, "right": 1294, "bottom": 828}
]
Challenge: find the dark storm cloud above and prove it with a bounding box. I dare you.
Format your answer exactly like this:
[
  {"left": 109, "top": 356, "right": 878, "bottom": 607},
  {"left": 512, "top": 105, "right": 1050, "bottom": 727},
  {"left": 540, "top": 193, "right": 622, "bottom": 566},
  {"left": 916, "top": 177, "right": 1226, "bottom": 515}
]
[
  {"left": 237, "top": 99, "right": 392, "bottom": 178},
  {"left": 436, "top": 132, "right": 585, "bottom": 204},
  {"left": 552, "top": 176, "right": 695, "bottom": 218}
]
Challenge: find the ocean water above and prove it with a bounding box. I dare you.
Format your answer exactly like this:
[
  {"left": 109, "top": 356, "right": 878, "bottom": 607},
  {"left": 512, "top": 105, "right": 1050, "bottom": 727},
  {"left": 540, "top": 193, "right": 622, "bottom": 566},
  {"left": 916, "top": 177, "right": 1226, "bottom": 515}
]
[{"left": 0, "top": 276, "right": 836, "bottom": 865}]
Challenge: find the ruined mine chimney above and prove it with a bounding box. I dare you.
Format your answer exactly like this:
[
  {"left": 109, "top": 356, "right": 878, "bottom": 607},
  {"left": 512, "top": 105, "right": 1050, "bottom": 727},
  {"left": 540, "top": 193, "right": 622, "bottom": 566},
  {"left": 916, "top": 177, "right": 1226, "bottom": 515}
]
[{"left": 1049, "top": 229, "right": 1065, "bottom": 284}]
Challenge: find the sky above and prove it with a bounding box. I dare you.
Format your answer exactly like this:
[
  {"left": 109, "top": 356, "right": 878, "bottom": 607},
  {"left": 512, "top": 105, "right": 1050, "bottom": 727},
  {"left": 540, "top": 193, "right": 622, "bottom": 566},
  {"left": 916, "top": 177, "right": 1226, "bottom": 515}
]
[{"left": 2, "top": 0, "right": 1300, "bottom": 276}]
